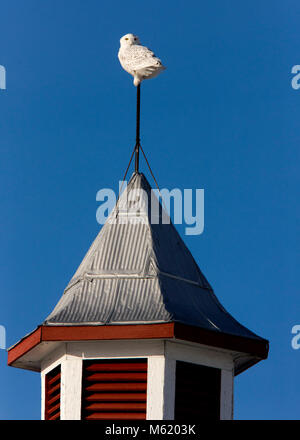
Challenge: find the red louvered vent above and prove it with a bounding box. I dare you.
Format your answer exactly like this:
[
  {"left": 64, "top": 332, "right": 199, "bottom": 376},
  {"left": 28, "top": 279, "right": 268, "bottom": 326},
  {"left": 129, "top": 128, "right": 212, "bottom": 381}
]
[
  {"left": 45, "top": 365, "right": 61, "bottom": 420},
  {"left": 175, "top": 361, "right": 221, "bottom": 420},
  {"left": 81, "top": 358, "right": 148, "bottom": 420}
]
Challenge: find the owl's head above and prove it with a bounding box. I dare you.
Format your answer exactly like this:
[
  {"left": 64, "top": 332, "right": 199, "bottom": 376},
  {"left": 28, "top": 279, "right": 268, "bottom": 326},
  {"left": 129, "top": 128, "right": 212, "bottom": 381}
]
[{"left": 120, "top": 34, "right": 140, "bottom": 47}]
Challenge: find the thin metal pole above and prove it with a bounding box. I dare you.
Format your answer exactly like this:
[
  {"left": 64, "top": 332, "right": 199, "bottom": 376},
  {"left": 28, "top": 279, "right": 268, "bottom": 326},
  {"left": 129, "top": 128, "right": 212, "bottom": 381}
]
[{"left": 135, "top": 84, "right": 141, "bottom": 173}]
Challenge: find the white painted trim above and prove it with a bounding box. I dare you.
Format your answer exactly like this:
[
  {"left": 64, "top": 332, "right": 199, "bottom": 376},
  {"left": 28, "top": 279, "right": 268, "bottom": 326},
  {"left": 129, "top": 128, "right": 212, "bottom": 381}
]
[
  {"left": 67, "top": 339, "right": 164, "bottom": 359},
  {"left": 41, "top": 373, "right": 45, "bottom": 420},
  {"left": 61, "top": 354, "right": 82, "bottom": 420},
  {"left": 146, "top": 356, "right": 165, "bottom": 419},
  {"left": 220, "top": 369, "right": 234, "bottom": 420},
  {"left": 165, "top": 340, "right": 234, "bottom": 371},
  {"left": 41, "top": 344, "right": 66, "bottom": 374}
]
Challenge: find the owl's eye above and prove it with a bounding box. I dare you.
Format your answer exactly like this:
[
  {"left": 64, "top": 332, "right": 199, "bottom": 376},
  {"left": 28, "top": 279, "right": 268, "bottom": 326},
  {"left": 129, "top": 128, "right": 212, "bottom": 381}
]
[
  {"left": 134, "top": 38, "right": 137, "bottom": 41},
  {"left": 125, "top": 38, "right": 129, "bottom": 40}
]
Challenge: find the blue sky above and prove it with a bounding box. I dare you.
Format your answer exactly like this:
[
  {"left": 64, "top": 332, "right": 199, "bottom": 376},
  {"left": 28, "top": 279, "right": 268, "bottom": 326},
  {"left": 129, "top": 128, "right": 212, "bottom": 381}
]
[{"left": 0, "top": 0, "right": 299, "bottom": 419}]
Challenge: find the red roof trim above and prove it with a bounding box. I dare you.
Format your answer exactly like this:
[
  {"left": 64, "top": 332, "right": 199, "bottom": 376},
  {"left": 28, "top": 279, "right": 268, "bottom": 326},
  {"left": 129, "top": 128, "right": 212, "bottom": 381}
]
[
  {"left": 7, "top": 327, "right": 42, "bottom": 366},
  {"left": 41, "top": 323, "right": 174, "bottom": 342},
  {"left": 7, "top": 324, "right": 174, "bottom": 366},
  {"left": 7, "top": 322, "right": 268, "bottom": 369}
]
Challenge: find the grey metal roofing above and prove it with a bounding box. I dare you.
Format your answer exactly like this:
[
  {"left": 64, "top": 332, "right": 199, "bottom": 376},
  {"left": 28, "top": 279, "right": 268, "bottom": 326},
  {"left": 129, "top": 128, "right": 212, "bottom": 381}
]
[{"left": 44, "top": 172, "right": 264, "bottom": 342}]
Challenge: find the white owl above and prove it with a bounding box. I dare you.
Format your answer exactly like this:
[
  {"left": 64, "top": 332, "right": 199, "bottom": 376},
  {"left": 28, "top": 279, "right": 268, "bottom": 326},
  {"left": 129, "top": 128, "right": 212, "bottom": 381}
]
[{"left": 118, "top": 34, "right": 165, "bottom": 86}]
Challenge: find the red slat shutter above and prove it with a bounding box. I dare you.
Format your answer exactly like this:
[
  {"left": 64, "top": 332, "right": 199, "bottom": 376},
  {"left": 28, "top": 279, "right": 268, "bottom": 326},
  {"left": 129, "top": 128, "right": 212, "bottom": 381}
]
[
  {"left": 81, "top": 359, "right": 147, "bottom": 420},
  {"left": 45, "top": 365, "right": 61, "bottom": 420}
]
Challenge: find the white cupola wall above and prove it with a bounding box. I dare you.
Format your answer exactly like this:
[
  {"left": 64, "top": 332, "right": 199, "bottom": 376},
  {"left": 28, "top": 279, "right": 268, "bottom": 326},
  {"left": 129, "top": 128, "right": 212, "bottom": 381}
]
[{"left": 40, "top": 338, "right": 235, "bottom": 420}]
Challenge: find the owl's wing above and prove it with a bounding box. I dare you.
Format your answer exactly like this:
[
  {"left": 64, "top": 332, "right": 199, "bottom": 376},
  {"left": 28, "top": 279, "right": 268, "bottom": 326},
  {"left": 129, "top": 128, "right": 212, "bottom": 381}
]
[{"left": 125, "top": 45, "right": 162, "bottom": 70}]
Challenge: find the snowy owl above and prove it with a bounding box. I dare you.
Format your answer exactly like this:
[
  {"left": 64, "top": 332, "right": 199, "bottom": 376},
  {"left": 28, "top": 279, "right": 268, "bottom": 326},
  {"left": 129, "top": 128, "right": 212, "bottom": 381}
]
[{"left": 118, "top": 34, "right": 165, "bottom": 86}]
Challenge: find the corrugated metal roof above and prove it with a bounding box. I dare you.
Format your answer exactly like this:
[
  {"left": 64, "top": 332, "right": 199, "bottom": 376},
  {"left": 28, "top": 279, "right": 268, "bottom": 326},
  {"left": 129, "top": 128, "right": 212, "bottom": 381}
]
[{"left": 44, "top": 172, "right": 264, "bottom": 342}]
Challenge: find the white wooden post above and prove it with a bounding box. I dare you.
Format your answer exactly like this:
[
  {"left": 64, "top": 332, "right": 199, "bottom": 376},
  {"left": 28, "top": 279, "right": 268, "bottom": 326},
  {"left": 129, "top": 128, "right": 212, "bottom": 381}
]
[
  {"left": 220, "top": 368, "right": 234, "bottom": 420},
  {"left": 61, "top": 354, "right": 82, "bottom": 420},
  {"left": 146, "top": 355, "right": 165, "bottom": 419}
]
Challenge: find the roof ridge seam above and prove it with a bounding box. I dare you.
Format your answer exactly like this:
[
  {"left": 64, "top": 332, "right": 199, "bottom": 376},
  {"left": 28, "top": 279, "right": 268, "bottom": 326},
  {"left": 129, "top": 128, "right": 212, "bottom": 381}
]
[
  {"left": 63, "top": 270, "right": 213, "bottom": 296},
  {"left": 158, "top": 271, "right": 213, "bottom": 290}
]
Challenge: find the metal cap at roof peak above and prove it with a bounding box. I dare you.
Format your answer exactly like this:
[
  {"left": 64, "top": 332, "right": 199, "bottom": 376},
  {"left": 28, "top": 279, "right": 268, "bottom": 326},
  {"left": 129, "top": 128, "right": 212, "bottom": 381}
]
[{"left": 43, "top": 172, "right": 265, "bottom": 344}]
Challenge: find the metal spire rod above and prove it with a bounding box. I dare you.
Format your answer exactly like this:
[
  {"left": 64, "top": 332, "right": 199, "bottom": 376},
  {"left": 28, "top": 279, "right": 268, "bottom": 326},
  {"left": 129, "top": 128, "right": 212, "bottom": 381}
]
[{"left": 135, "top": 84, "right": 141, "bottom": 173}]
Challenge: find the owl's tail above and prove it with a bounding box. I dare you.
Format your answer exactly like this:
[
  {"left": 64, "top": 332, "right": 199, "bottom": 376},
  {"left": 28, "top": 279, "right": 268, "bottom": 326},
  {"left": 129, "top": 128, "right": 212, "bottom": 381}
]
[{"left": 133, "top": 76, "right": 141, "bottom": 87}]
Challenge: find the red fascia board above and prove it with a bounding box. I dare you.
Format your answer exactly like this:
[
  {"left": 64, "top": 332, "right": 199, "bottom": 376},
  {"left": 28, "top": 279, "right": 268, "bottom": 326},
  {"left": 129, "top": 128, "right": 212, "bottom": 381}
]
[
  {"left": 41, "top": 323, "right": 175, "bottom": 341},
  {"left": 7, "top": 323, "right": 175, "bottom": 366},
  {"left": 7, "top": 322, "right": 268, "bottom": 367},
  {"left": 7, "top": 327, "right": 42, "bottom": 366}
]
